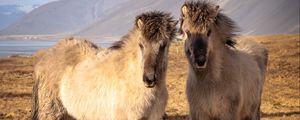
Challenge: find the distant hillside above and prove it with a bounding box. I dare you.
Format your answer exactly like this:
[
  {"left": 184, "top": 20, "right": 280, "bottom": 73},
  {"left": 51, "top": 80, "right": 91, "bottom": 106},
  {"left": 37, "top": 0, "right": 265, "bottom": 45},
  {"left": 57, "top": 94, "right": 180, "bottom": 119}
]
[
  {"left": 0, "top": 0, "right": 299, "bottom": 37},
  {"left": 0, "top": 0, "right": 130, "bottom": 35},
  {"left": 77, "top": 0, "right": 185, "bottom": 37},
  {"left": 0, "top": 5, "right": 26, "bottom": 30},
  {"left": 78, "top": 0, "right": 299, "bottom": 37}
]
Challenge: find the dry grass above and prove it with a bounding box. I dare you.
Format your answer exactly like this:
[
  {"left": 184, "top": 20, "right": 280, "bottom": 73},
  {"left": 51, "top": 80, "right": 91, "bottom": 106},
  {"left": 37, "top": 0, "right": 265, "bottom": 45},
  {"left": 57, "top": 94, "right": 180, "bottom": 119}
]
[
  {"left": 0, "top": 34, "right": 299, "bottom": 119},
  {"left": 0, "top": 56, "right": 36, "bottom": 120}
]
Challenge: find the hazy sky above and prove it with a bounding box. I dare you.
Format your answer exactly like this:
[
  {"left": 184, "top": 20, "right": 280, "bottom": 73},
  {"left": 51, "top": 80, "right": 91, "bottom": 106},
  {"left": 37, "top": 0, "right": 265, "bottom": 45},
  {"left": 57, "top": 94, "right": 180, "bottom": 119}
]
[{"left": 0, "top": 0, "right": 58, "bottom": 12}]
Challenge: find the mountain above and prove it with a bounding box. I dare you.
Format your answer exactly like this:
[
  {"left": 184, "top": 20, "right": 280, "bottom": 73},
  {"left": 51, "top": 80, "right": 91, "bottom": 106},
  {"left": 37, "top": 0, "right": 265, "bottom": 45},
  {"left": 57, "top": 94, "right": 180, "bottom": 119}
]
[
  {"left": 0, "top": 5, "right": 26, "bottom": 30},
  {"left": 0, "top": 0, "right": 299, "bottom": 37},
  {"left": 77, "top": 0, "right": 299, "bottom": 37},
  {"left": 0, "top": 0, "right": 130, "bottom": 35},
  {"left": 77, "top": 0, "right": 185, "bottom": 38}
]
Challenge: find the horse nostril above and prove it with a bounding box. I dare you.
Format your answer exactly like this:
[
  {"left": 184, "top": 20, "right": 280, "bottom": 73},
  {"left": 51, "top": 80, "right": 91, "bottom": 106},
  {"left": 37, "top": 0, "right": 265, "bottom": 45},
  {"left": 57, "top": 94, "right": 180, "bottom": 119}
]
[
  {"left": 196, "top": 60, "right": 206, "bottom": 66},
  {"left": 143, "top": 74, "right": 156, "bottom": 88},
  {"left": 196, "top": 56, "right": 206, "bottom": 66},
  {"left": 146, "top": 73, "right": 155, "bottom": 81},
  {"left": 198, "top": 56, "right": 205, "bottom": 61}
]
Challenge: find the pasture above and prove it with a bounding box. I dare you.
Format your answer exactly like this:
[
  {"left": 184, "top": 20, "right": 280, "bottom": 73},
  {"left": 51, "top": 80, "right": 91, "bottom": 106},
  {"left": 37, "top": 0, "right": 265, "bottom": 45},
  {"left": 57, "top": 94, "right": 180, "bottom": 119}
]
[{"left": 0, "top": 34, "right": 299, "bottom": 119}]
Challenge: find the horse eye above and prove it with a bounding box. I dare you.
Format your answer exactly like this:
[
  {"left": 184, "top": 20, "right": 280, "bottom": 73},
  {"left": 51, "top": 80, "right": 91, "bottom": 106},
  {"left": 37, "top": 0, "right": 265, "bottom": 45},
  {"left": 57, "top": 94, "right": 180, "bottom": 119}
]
[
  {"left": 185, "top": 30, "right": 191, "bottom": 37},
  {"left": 139, "top": 43, "right": 144, "bottom": 49},
  {"left": 186, "top": 49, "right": 191, "bottom": 55},
  {"left": 207, "top": 30, "right": 212, "bottom": 36}
]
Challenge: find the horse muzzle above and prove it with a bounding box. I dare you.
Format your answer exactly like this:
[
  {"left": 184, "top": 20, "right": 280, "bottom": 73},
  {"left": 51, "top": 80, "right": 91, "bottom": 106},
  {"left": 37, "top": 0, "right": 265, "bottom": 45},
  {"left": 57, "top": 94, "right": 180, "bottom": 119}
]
[
  {"left": 193, "top": 56, "right": 207, "bottom": 68},
  {"left": 143, "top": 73, "right": 156, "bottom": 88}
]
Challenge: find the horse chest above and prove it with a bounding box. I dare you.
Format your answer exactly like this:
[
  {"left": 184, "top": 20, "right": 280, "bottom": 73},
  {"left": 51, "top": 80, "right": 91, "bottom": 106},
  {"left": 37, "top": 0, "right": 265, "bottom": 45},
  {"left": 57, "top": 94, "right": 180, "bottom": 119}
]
[
  {"left": 188, "top": 79, "right": 241, "bottom": 115},
  {"left": 198, "top": 88, "right": 224, "bottom": 110}
]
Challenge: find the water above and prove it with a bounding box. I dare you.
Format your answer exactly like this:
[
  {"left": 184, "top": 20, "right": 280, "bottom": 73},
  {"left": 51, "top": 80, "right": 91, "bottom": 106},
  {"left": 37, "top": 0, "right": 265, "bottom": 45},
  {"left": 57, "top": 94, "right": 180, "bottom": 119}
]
[{"left": 0, "top": 40, "right": 113, "bottom": 57}]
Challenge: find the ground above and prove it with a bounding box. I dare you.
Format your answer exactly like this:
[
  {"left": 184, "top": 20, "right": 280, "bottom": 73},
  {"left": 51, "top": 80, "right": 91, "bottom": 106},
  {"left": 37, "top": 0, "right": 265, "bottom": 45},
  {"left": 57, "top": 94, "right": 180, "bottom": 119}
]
[{"left": 0, "top": 34, "right": 299, "bottom": 120}]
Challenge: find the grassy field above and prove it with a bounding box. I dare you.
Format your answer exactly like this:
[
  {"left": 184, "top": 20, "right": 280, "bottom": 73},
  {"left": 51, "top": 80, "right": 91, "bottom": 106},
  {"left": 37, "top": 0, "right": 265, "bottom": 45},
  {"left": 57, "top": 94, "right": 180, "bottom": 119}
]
[{"left": 0, "top": 34, "right": 299, "bottom": 119}]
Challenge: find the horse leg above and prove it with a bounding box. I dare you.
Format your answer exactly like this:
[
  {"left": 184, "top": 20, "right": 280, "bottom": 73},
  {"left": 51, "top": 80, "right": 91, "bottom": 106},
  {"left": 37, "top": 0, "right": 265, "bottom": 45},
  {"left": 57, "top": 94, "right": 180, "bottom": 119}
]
[
  {"left": 219, "top": 111, "right": 239, "bottom": 120},
  {"left": 37, "top": 93, "right": 74, "bottom": 120},
  {"left": 33, "top": 79, "right": 74, "bottom": 120},
  {"left": 147, "top": 106, "right": 166, "bottom": 120},
  {"left": 188, "top": 108, "right": 210, "bottom": 120},
  {"left": 162, "top": 113, "right": 168, "bottom": 120},
  {"left": 256, "top": 103, "right": 261, "bottom": 120},
  {"left": 190, "top": 113, "right": 210, "bottom": 120},
  {"left": 147, "top": 99, "right": 167, "bottom": 120},
  {"left": 217, "top": 100, "right": 241, "bottom": 120},
  {"left": 240, "top": 103, "right": 261, "bottom": 120}
]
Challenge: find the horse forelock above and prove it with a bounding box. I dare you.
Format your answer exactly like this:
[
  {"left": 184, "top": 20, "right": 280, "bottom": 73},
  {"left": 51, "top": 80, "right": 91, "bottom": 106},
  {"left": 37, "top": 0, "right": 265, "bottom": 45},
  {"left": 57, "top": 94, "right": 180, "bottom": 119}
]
[
  {"left": 183, "top": 1, "right": 237, "bottom": 48},
  {"left": 183, "top": 1, "right": 216, "bottom": 31},
  {"left": 136, "top": 11, "right": 177, "bottom": 43}
]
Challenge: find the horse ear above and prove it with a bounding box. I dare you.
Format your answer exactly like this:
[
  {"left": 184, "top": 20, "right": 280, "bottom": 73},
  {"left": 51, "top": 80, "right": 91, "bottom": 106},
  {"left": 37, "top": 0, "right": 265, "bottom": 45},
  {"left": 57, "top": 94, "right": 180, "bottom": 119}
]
[
  {"left": 213, "top": 5, "right": 220, "bottom": 18},
  {"left": 137, "top": 18, "right": 143, "bottom": 29},
  {"left": 181, "top": 5, "right": 188, "bottom": 17},
  {"left": 215, "top": 5, "right": 220, "bottom": 11}
]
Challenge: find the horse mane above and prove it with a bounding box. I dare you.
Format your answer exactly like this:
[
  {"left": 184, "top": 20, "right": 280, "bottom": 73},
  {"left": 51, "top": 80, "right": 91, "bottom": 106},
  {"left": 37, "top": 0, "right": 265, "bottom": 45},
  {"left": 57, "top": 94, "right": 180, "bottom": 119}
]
[
  {"left": 109, "top": 11, "right": 177, "bottom": 50},
  {"left": 136, "top": 11, "right": 177, "bottom": 42},
  {"left": 215, "top": 13, "right": 237, "bottom": 48},
  {"left": 109, "top": 34, "right": 130, "bottom": 50},
  {"left": 183, "top": 1, "right": 238, "bottom": 48}
]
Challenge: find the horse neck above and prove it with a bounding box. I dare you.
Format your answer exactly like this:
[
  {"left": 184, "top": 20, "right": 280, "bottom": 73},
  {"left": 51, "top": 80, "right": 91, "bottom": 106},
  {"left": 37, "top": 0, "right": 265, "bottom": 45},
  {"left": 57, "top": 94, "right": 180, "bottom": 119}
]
[
  {"left": 112, "top": 30, "right": 144, "bottom": 79},
  {"left": 122, "top": 31, "right": 140, "bottom": 58}
]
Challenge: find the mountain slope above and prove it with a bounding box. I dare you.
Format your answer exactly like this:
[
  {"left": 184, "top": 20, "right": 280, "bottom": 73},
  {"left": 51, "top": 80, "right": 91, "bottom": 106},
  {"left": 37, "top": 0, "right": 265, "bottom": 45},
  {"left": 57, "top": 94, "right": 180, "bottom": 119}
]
[
  {"left": 77, "top": 0, "right": 185, "bottom": 37},
  {"left": 0, "top": 0, "right": 299, "bottom": 36},
  {"left": 0, "top": 5, "right": 26, "bottom": 30},
  {"left": 77, "top": 0, "right": 299, "bottom": 38},
  {"left": 0, "top": 0, "right": 130, "bottom": 35}
]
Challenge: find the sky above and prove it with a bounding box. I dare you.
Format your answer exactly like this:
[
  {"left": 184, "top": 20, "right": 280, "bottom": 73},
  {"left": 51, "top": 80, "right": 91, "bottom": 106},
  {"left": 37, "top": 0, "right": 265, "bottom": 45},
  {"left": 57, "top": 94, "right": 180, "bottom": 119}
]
[{"left": 0, "top": 0, "right": 58, "bottom": 12}]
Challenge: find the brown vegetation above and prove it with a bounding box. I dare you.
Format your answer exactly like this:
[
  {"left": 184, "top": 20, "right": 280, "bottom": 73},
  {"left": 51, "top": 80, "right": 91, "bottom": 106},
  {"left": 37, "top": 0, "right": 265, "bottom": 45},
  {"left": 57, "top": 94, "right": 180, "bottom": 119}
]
[{"left": 0, "top": 35, "right": 299, "bottom": 120}]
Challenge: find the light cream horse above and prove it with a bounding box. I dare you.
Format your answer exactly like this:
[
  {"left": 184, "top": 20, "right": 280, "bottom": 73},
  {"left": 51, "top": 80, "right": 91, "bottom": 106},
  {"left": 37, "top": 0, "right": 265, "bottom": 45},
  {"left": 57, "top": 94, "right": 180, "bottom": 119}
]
[
  {"left": 179, "top": 1, "right": 268, "bottom": 120},
  {"left": 32, "top": 11, "right": 177, "bottom": 120}
]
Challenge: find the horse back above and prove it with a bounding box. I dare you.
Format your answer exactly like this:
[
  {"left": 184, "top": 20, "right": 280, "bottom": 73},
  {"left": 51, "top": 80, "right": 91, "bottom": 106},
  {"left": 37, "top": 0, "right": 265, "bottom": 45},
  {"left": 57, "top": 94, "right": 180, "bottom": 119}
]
[
  {"left": 35, "top": 37, "right": 99, "bottom": 78},
  {"left": 235, "top": 37, "right": 268, "bottom": 76}
]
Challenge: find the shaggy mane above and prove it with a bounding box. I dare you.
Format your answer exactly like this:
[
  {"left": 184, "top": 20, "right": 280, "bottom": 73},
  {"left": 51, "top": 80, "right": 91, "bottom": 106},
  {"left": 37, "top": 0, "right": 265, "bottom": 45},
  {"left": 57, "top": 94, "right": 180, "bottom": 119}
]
[
  {"left": 109, "top": 34, "right": 129, "bottom": 50},
  {"left": 136, "top": 11, "right": 177, "bottom": 42},
  {"left": 183, "top": 1, "right": 238, "bottom": 48},
  {"left": 110, "top": 11, "right": 177, "bottom": 50}
]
